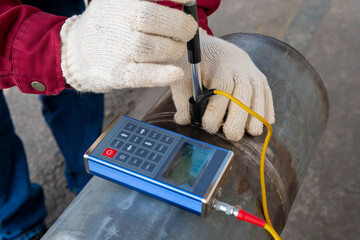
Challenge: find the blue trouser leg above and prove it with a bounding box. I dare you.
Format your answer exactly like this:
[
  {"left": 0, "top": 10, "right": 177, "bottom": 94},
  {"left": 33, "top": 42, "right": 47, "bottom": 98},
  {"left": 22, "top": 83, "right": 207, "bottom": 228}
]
[
  {"left": 0, "top": 90, "right": 46, "bottom": 240},
  {"left": 39, "top": 90, "right": 104, "bottom": 194},
  {"left": 0, "top": 89, "right": 103, "bottom": 239}
]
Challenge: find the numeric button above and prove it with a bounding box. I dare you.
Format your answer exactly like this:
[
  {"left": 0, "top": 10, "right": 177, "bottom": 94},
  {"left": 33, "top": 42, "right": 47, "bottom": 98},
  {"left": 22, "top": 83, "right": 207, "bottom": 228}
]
[
  {"left": 155, "top": 143, "right": 168, "bottom": 153},
  {"left": 141, "top": 162, "right": 156, "bottom": 172},
  {"left": 161, "top": 135, "right": 174, "bottom": 144},
  {"left": 110, "top": 139, "right": 124, "bottom": 149},
  {"left": 128, "top": 157, "right": 143, "bottom": 167},
  {"left": 148, "top": 152, "right": 161, "bottom": 163},
  {"left": 124, "top": 123, "right": 137, "bottom": 131},
  {"left": 135, "top": 148, "right": 149, "bottom": 158},
  {"left": 149, "top": 131, "right": 161, "bottom": 140},
  {"left": 130, "top": 135, "right": 143, "bottom": 144}
]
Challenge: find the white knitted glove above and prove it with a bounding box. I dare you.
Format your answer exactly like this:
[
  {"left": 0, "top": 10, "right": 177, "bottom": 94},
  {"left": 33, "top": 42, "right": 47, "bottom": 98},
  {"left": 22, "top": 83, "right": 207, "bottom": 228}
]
[
  {"left": 60, "top": 0, "right": 197, "bottom": 92},
  {"left": 171, "top": 32, "right": 275, "bottom": 141}
]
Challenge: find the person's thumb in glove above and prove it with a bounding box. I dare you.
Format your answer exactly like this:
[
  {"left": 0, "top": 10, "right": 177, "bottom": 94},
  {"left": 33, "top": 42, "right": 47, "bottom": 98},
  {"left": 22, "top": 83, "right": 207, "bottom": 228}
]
[{"left": 60, "top": 0, "right": 198, "bottom": 93}]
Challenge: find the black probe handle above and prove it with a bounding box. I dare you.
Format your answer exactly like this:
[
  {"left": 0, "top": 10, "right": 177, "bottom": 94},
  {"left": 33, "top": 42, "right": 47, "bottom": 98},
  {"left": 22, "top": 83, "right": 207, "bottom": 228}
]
[{"left": 183, "top": 2, "right": 201, "bottom": 64}]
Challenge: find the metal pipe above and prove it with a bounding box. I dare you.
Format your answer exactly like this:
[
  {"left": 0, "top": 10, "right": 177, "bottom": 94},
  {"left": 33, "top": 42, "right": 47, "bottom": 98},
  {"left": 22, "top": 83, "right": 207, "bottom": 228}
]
[{"left": 42, "top": 33, "right": 329, "bottom": 240}]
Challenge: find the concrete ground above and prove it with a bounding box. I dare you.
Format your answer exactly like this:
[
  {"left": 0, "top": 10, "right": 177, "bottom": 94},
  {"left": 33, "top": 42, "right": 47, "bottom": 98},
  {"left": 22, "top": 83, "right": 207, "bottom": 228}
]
[{"left": 3, "top": 0, "right": 359, "bottom": 239}]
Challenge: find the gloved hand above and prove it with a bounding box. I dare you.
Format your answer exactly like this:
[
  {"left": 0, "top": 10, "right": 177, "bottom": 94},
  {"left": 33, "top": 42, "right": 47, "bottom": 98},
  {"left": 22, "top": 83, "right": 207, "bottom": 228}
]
[
  {"left": 60, "top": 0, "right": 197, "bottom": 92},
  {"left": 171, "top": 31, "right": 275, "bottom": 141}
]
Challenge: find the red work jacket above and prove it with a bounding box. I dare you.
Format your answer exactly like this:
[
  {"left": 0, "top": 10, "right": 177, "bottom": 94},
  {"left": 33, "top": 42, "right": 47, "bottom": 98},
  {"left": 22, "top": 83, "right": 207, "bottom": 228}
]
[{"left": 0, "top": 0, "right": 220, "bottom": 95}]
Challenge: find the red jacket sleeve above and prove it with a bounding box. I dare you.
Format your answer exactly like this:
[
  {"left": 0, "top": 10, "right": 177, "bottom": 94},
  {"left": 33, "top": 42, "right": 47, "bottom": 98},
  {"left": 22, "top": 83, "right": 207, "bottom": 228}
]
[
  {"left": 0, "top": 0, "right": 67, "bottom": 95},
  {"left": 157, "top": 0, "right": 220, "bottom": 35},
  {"left": 0, "top": 0, "right": 220, "bottom": 95}
]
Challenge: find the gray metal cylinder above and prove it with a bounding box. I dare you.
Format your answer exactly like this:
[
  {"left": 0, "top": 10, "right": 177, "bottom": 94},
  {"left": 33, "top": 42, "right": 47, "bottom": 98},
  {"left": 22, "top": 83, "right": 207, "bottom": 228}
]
[{"left": 43, "top": 33, "right": 329, "bottom": 240}]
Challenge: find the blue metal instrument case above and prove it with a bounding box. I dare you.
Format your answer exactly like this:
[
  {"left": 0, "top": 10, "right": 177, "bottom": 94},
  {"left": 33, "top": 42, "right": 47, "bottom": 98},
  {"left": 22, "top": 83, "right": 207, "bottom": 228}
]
[{"left": 84, "top": 115, "right": 234, "bottom": 216}]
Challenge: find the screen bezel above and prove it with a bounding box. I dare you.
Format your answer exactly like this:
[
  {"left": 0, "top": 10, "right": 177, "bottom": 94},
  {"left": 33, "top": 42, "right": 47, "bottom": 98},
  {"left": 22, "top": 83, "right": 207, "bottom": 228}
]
[{"left": 156, "top": 138, "right": 230, "bottom": 197}]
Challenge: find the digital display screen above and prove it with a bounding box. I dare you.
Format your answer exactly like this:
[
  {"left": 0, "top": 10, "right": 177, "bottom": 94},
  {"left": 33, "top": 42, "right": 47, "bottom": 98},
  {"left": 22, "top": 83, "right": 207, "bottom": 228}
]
[{"left": 163, "top": 142, "right": 215, "bottom": 189}]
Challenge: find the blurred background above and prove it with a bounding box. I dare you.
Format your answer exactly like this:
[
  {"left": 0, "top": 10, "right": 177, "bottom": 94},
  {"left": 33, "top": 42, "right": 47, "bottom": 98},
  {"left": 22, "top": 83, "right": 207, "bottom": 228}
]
[{"left": 3, "top": 0, "right": 359, "bottom": 239}]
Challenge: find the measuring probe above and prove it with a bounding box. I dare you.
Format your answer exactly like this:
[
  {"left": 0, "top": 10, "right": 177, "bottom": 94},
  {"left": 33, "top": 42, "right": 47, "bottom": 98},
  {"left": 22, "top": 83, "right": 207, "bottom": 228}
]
[{"left": 183, "top": 1, "right": 208, "bottom": 126}]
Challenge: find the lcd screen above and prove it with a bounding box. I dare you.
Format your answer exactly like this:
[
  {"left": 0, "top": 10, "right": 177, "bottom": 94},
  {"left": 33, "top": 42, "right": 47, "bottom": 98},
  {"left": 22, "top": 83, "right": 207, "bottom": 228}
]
[{"left": 163, "top": 142, "right": 215, "bottom": 189}]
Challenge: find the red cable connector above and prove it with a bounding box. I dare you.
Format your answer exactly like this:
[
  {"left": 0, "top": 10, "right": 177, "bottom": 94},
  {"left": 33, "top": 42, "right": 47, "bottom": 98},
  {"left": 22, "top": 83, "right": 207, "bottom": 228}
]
[{"left": 236, "top": 209, "right": 266, "bottom": 227}]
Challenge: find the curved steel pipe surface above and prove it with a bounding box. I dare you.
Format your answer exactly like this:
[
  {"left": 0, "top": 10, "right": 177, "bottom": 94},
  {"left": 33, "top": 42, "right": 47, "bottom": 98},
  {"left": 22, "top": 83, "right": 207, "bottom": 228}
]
[{"left": 43, "top": 33, "right": 329, "bottom": 240}]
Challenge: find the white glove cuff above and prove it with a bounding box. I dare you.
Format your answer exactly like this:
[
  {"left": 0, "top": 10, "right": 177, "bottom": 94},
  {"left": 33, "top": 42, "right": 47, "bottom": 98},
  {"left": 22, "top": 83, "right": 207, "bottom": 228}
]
[{"left": 60, "top": 16, "right": 87, "bottom": 91}]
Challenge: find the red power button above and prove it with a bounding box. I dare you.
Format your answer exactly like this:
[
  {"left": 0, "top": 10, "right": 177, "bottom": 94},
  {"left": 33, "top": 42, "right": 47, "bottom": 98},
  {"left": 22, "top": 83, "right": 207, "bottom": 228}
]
[{"left": 102, "top": 148, "right": 117, "bottom": 158}]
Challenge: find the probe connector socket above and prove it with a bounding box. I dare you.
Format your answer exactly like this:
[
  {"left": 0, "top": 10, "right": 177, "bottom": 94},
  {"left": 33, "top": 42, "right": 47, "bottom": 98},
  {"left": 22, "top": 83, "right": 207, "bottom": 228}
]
[
  {"left": 189, "top": 89, "right": 216, "bottom": 127},
  {"left": 212, "top": 200, "right": 241, "bottom": 218}
]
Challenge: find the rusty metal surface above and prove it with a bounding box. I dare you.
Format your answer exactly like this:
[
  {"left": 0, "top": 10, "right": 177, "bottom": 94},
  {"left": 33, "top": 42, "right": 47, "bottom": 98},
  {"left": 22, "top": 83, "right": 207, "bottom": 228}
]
[{"left": 43, "top": 33, "right": 329, "bottom": 240}]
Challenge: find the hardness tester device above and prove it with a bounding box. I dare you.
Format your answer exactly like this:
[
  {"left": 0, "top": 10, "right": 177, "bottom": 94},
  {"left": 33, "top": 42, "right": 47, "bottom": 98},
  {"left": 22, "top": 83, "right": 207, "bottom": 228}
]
[
  {"left": 84, "top": 2, "right": 281, "bottom": 239},
  {"left": 84, "top": 115, "right": 234, "bottom": 216}
]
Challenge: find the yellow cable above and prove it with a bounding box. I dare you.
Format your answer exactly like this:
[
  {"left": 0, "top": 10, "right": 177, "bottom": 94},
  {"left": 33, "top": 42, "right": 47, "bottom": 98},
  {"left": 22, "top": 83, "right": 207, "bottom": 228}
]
[
  {"left": 264, "top": 224, "right": 282, "bottom": 240},
  {"left": 213, "top": 90, "right": 274, "bottom": 229}
]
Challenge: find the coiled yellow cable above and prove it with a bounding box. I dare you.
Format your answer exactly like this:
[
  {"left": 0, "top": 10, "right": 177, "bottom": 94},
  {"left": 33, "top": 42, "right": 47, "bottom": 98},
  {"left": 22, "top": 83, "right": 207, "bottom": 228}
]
[{"left": 213, "top": 90, "right": 280, "bottom": 239}]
